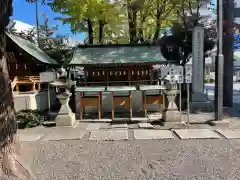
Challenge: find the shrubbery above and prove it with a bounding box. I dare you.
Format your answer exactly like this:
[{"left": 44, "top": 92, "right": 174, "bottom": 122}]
[{"left": 16, "top": 109, "right": 46, "bottom": 128}]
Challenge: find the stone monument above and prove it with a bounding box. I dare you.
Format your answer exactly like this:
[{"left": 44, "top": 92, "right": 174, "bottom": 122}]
[
  {"left": 50, "top": 76, "right": 77, "bottom": 127},
  {"left": 191, "top": 26, "right": 213, "bottom": 111}
]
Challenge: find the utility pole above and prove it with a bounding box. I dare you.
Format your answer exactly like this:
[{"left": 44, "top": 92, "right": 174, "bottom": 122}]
[
  {"left": 214, "top": 0, "right": 224, "bottom": 120},
  {"left": 35, "top": 0, "right": 40, "bottom": 45},
  {"left": 223, "top": 0, "right": 234, "bottom": 107}
]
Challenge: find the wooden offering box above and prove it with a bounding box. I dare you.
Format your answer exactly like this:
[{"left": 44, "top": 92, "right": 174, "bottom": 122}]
[
  {"left": 139, "top": 85, "right": 166, "bottom": 117},
  {"left": 76, "top": 87, "right": 105, "bottom": 120},
  {"left": 107, "top": 86, "right": 137, "bottom": 120}
]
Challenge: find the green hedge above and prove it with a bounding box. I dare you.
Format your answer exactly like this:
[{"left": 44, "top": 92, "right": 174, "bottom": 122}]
[{"left": 16, "top": 109, "right": 46, "bottom": 128}]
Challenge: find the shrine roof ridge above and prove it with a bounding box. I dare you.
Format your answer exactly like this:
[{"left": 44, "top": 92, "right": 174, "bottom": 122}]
[
  {"left": 77, "top": 43, "right": 160, "bottom": 49},
  {"left": 5, "top": 32, "right": 59, "bottom": 65},
  {"left": 70, "top": 44, "right": 167, "bottom": 65}
]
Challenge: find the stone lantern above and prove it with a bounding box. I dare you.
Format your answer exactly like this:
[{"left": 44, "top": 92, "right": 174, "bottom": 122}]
[
  {"left": 159, "top": 65, "right": 181, "bottom": 122},
  {"left": 50, "top": 76, "right": 76, "bottom": 127},
  {"left": 162, "top": 80, "right": 181, "bottom": 122}
]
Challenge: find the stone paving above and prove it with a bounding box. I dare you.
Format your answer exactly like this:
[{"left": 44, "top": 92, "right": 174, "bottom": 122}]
[
  {"left": 134, "top": 129, "right": 174, "bottom": 139},
  {"left": 90, "top": 130, "right": 128, "bottom": 141},
  {"left": 174, "top": 129, "right": 221, "bottom": 139},
  {"left": 17, "top": 119, "right": 240, "bottom": 142},
  {"left": 216, "top": 129, "right": 240, "bottom": 139}
]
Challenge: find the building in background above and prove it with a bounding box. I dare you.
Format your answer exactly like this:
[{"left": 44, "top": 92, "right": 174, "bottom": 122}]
[
  {"left": 235, "top": 0, "right": 240, "bottom": 24},
  {"left": 9, "top": 20, "right": 34, "bottom": 34}
]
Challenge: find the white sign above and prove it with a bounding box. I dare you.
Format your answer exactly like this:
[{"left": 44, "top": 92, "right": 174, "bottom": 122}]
[
  {"left": 185, "top": 66, "right": 192, "bottom": 83},
  {"left": 169, "top": 64, "right": 176, "bottom": 84},
  {"left": 160, "top": 66, "right": 169, "bottom": 79},
  {"left": 192, "top": 27, "right": 204, "bottom": 91},
  {"left": 177, "top": 66, "right": 184, "bottom": 84},
  {"left": 40, "top": 72, "right": 56, "bottom": 83}
]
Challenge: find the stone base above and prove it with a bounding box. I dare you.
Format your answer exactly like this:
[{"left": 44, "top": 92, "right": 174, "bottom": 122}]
[
  {"left": 190, "top": 101, "right": 213, "bottom": 112},
  {"left": 162, "top": 110, "right": 181, "bottom": 122},
  {"left": 55, "top": 113, "right": 77, "bottom": 127},
  {"left": 192, "top": 93, "right": 208, "bottom": 102},
  {"left": 209, "top": 119, "right": 230, "bottom": 128}
]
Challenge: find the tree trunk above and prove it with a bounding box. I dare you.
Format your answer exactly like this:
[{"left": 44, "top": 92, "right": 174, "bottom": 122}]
[
  {"left": 223, "top": 0, "right": 234, "bottom": 107},
  {"left": 138, "top": 26, "right": 144, "bottom": 43},
  {"left": 153, "top": 0, "right": 161, "bottom": 40},
  {"left": 87, "top": 19, "right": 94, "bottom": 44},
  {"left": 98, "top": 20, "right": 104, "bottom": 44},
  {"left": 0, "top": 0, "right": 35, "bottom": 179},
  {"left": 138, "top": 9, "right": 147, "bottom": 43},
  {"left": 132, "top": 11, "right": 137, "bottom": 41},
  {"left": 127, "top": 0, "right": 137, "bottom": 43}
]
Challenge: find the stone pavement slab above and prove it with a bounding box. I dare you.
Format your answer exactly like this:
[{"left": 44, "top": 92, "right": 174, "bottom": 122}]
[
  {"left": 19, "top": 133, "right": 44, "bottom": 142},
  {"left": 111, "top": 123, "right": 128, "bottom": 128},
  {"left": 89, "top": 130, "right": 128, "bottom": 141},
  {"left": 86, "top": 123, "right": 106, "bottom": 131},
  {"left": 157, "top": 122, "right": 212, "bottom": 130},
  {"left": 40, "top": 128, "right": 85, "bottom": 141},
  {"left": 134, "top": 130, "right": 174, "bottom": 140},
  {"left": 138, "top": 123, "right": 154, "bottom": 129},
  {"left": 216, "top": 129, "right": 240, "bottom": 139},
  {"left": 18, "top": 126, "right": 53, "bottom": 142},
  {"left": 75, "top": 122, "right": 89, "bottom": 130},
  {"left": 174, "top": 129, "right": 221, "bottom": 139}
]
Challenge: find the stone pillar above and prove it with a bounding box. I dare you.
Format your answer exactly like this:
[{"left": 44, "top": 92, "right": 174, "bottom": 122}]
[
  {"left": 191, "top": 26, "right": 213, "bottom": 112},
  {"left": 162, "top": 83, "right": 181, "bottom": 122},
  {"left": 55, "top": 92, "right": 77, "bottom": 127}
]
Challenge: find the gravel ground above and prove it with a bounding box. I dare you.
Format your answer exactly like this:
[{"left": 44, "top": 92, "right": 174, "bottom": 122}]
[{"left": 4, "top": 139, "right": 240, "bottom": 180}]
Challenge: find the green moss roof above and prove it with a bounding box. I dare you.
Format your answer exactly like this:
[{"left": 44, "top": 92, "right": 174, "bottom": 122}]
[
  {"left": 69, "top": 45, "right": 166, "bottom": 65},
  {"left": 6, "top": 32, "right": 59, "bottom": 65}
]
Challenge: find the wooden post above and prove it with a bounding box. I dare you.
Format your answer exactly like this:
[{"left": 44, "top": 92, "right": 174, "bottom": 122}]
[
  {"left": 142, "top": 91, "right": 147, "bottom": 117},
  {"left": 149, "top": 68, "right": 153, "bottom": 85},
  {"left": 98, "top": 92, "right": 102, "bottom": 120},
  {"left": 84, "top": 71, "right": 87, "bottom": 86},
  {"left": 80, "top": 92, "right": 83, "bottom": 120},
  {"left": 32, "top": 83, "right": 35, "bottom": 92},
  {"left": 106, "top": 69, "right": 109, "bottom": 86},
  {"left": 128, "top": 69, "right": 131, "bottom": 85},
  {"left": 38, "top": 83, "right": 41, "bottom": 91},
  {"left": 83, "top": 92, "right": 85, "bottom": 114},
  {"left": 15, "top": 83, "right": 19, "bottom": 92},
  {"left": 159, "top": 90, "right": 161, "bottom": 111},
  {"left": 112, "top": 92, "right": 114, "bottom": 120},
  {"left": 162, "top": 93, "right": 165, "bottom": 113},
  {"left": 129, "top": 91, "right": 132, "bottom": 120}
]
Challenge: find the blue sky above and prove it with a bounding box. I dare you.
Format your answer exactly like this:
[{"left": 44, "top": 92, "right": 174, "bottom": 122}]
[{"left": 12, "top": 0, "right": 85, "bottom": 40}]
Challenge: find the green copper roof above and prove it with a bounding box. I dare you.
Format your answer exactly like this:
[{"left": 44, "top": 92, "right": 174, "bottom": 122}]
[
  {"left": 6, "top": 32, "right": 59, "bottom": 65},
  {"left": 69, "top": 45, "right": 166, "bottom": 65}
]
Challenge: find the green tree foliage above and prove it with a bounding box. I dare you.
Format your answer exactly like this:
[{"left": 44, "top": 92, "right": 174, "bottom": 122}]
[
  {"left": 45, "top": 0, "right": 182, "bottom": 43},
  {"left": 159, "top": 0, "right": 215, "bottom": 65},
  {"left": 159, "top": 21, "right": 215, "bottom": 65},
  {"left": 46, "top": 0, "right": 122, "bottom": 44},
  {"left": 8, "top": 13, "right": 73, "bottom": 64}
]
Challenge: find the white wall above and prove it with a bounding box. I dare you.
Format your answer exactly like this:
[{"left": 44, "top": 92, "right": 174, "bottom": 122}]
[{"left": 13, "top": 90, "right": 56, "bottom": 112}]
